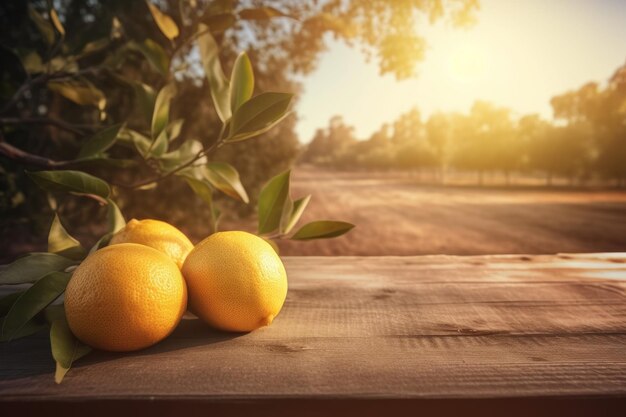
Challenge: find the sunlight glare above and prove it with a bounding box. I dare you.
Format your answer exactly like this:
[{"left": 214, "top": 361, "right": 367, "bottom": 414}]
[{"left": 447, "top": 42, "right": 489, "bottom": 84}]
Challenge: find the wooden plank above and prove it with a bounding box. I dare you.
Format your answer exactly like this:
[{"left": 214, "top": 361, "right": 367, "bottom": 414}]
[{"left": 1, "top": 254, "right": 625, "bottom": 416}]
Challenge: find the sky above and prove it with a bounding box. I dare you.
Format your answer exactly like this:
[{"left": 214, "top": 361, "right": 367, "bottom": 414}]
[{"left": 295, "top": 0, "right": 626, "bottom": 142}]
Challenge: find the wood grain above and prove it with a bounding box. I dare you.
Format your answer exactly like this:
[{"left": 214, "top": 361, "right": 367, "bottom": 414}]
[{"left": 1, "top": 253, "right": 625, "bottom": 416}]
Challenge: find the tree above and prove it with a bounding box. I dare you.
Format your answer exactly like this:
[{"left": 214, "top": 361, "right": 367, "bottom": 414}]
[
  {"left": 449, "top": 101, "right": 514, "bottom": 184},
  {"left": 517, "top": 114, "right": 549, "bottom": 178},
  {"left": 300, "top": 115, "right": 357, "bottom": 167},
  {"left": 1, "top": 0, "right": 480, "bottom": 249},
  {"left": 300, "top": 128, "right": 329, "bottom": 164},
  {"left": 550, "top": 63, "right": 626, "bottom": 184},
  {"left": 356, "top": 124, "right": 393, "bottom": 170},
  {"left": 391, "top": 109, "right": 436, "bottom": 172},
  {"left": 595, "top": 63, "right": 626, "bottom": 183},
  {"left": 425, "top": 112, "right": 455, "bottom": 182},
  {"left": 234, "top": 0, "right": 479, "bottom": 80}
]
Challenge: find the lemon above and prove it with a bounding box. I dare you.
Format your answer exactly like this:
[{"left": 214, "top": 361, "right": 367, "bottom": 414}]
[
  {"left": 64, "top": 243, "right": 187, "bottom": 351},
  {"left": 182, "top": 231, "right": 287, "bottom": 332},
  {"left": 109, "top": 218, "right": 193, "bottom": 268}
]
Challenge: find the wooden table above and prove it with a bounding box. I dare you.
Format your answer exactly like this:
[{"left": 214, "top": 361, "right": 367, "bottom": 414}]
[{"left": 1, "top": 254, "right": 626, "bottom": 416}]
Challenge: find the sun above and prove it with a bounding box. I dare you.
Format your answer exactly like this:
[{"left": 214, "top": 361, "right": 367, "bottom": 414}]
[{"left": 447, "top": 43, "right": 489, "bottom": 84}]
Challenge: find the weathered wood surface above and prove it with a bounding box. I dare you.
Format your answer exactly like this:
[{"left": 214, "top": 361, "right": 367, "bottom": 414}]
[{"left": 1, "top": 253, "right": 626, "bottom": 416}]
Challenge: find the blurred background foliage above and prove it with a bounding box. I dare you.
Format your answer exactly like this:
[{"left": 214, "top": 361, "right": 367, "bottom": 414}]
[
  {"left": 301, "top": 62, "right": 626, "bottom": 186},
  {"left": 0, "top": 0, "right": 478, "bottom": 261}
]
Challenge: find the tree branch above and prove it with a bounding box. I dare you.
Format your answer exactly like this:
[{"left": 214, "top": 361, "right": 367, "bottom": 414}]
[
  {"left": 0, "top": 133, "right": 110, "bottom": 206},
  {"left": 0, "top": 140, "right": 74, "bottom": 169},
  {"left": 113, "top": 140, "right": 222, "bottom": 189}
]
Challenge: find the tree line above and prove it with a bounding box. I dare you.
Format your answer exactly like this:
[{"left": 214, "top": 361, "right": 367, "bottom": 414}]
[{"left": 301, "top": 62, "right": 626, "bottom": 186}]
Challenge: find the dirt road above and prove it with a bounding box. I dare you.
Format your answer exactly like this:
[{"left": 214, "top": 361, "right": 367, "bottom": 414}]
[{"left": 230, "top": 167, "right": 626, "bottom": 256}]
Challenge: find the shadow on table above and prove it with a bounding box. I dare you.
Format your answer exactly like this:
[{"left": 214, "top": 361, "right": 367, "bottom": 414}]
[
  {"left": 82, "top": 317, "right": 243, "bottom": 365},
  {"left": 0, "top": 317, "right": 243, "bottom": 380}
]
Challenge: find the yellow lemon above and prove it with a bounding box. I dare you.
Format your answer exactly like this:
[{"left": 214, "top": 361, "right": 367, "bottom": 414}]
[
  {"left": 64, "top": 243, "right": 187, "bottom": 351},
  {"left": 109, "top": 218, "right": 193, "bottom": 268},
  {"left": 182, "top": 231, "right": 287, "bottom": 332}
]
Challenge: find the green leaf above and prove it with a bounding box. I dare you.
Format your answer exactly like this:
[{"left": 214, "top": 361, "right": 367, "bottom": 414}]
[
  {"left": 197, "top": 24, "right": 231, "bottom": 122},
  {"left": 129, "top": 39, "right": 170, "bottom": 76},
  {"left": 0, "top": 317, "right": 46, "bottom": 342},
  {"left": 1, "top": 272, "right": 71, "bottom": 341},
  {"left": 0, "top": 292, "right": 23, "bottom": 317},
  {"left": 28, "top": 5, "right": 54, "bottom": 45},
  {"left": 50, "top": 315, "right": 91, "bottom": 384},
  {"left": 238, "top": 7, "right": 292, "bottom": 20},
  {"left": 111, "top": 16, "right": 123, "bottom": 39},
  {"left": 137, "top": 182, "right": 158, "bottom": 191},
  {"left": 136, "top": 119, "right": 183, "bottom": 161},
  {"left": 159, "top": 139, "right": 203, "bottom": 172},
  {"left": 204, "top": 162, "right": 249, "bottom": 203},
  {"left": 28, "top": 170, "right": 111, "bottom": 199},
  {"left": 77, "top": 124, "right": 123, "bottom": 159},
  {"left": 107, "top": 199, "right": 126, "bottom": 234},
  {"left": 167, "top": 119, "right": 184, "bottom": 142},
  {"left": 89, "top": 232, "right": 113, "bottom": 254},
  {"left": 149, "top": 119, "right": 183, "bottom": 157},
  {"left": 183, "top": 176, "right": 211, "bottom": 205},
  {"left": 77, "top": 38, "right": 109, "bottom": 57},
  {"left": 149, "top": 119, "right": 184, "bottom": 159},
  {"left": 227, "top": 92, "right": 293, "bottom": 142},
  {"left": 132, "top": 133, "right": 152, "bottom": 157},
  {"left": 291, "top": 221, "right": 355, "bottom": 240},
  {"left": 0, "top": 253, "right": 75, "bottom": 285},
  {"left": 282, "top": 195, "right": 311, "bottom": 234},
  {"left": 48, "top": 56, "right": 78, "bottom": 73},
  {"left": 132, "top": 82, "right": 157, "bottom": 123},
  {"left": 181, "top": 175, "right": 220, "bottom": 233},
  {"left": 152, "top": 84, "right": 175, "bottom": 140},
  {"left": 118, "top": 129, "right": 152, "bottom": 158},
  {"left": 48, "top": 213, "right": 86, "bottom": 260},
  {"left": 151, "top": 129, "right": 169, "bottom": 157},
  {"left": 202, "top": 13, "right": 236, "bottom": 32},
  {"left": 258, "top": 170, "right": 290, "bottom": 235},
  {"left": 203, "top": 0, "right": 235, "bottom": 16},
  {"left": 50, "top": 9, "right": 65, "bottom": 36},
  {"left": 230, "top": 52, "right": 254, "bottom": 113},
  {"left": 44, "top": 304, "right": 65, "bottom": 324},
  {"left": 279, "top": 196, "right": 293, "bottom": 235},
  {"left": 20, "top": 51, "right": 43, "bottom": 73},
  {"left": 48, "top": 80, "right": 105, "bottom": 108},
  {"left": 146, "top": 1, "right": 180, "bottom": 40}
]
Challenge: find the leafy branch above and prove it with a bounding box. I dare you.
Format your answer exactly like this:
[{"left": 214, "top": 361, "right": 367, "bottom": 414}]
[
  {"left": 114, "top": 138, "right": 222, "bottom": 189},
  {"left": 0, "top": 1, "right": 353, "bottom": 385}
]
